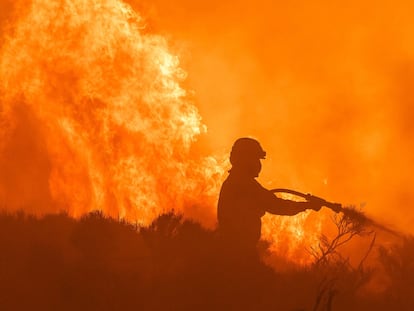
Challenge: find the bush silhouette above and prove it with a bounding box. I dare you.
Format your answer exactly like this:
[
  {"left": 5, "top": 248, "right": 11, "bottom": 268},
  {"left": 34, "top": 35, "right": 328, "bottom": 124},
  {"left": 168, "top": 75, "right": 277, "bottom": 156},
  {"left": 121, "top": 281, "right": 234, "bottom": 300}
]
[{"left": 0, "top": 210, "right": 413, "bottom": 311}]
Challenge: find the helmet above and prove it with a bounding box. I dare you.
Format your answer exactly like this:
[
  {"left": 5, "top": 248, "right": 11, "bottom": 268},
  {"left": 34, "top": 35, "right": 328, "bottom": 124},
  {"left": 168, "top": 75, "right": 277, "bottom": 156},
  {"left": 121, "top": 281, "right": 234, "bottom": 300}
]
[{"left": 230, "top": 137, "right": 266, "bottom": 165}]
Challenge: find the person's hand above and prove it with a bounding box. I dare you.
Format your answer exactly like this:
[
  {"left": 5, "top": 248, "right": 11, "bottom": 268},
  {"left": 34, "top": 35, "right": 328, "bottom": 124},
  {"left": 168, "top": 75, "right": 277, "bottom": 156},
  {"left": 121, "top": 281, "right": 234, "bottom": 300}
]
[{"left": 307, "top": 196, "right": 325, "bottom": 211}]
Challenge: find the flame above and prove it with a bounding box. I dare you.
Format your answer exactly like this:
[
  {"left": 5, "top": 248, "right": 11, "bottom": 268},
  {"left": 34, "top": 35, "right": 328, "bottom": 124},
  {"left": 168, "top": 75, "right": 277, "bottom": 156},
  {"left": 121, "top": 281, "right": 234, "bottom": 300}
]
[
  {"left": 262, "top": 195, "right": 326, "bottom": 265},
  {"left": 0, "top": 0, "right": 328, "bottom": 265},
  {"left": 0, "top": 0, "right": 222, "bottom": 225}
]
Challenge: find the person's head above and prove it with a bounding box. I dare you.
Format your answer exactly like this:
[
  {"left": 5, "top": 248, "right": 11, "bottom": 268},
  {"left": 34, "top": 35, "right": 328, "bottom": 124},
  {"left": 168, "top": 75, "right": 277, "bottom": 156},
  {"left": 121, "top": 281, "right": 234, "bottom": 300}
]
[{"left": 229, "top": 137, "right": 266, "bottom": 177}]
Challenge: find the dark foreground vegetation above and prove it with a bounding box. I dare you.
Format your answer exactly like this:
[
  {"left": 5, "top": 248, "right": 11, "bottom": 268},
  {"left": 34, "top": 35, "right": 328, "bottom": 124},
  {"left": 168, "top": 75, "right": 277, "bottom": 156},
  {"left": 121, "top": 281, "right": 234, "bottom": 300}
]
[{"left": 0, "top": 210, "right": 413, "bottom": 311}]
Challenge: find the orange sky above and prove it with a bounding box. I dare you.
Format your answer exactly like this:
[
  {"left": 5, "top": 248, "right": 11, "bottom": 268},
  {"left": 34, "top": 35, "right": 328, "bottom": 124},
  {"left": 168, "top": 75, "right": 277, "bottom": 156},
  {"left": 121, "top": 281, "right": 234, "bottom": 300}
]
[{"left": 134, "top": 0, "right": 414, "bottom": 234}]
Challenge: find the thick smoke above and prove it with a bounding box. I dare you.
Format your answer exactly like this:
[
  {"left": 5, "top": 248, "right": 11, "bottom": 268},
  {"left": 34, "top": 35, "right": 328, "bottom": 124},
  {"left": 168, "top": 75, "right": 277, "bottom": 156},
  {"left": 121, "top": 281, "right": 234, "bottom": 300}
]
[{"left": 141, "top": 0, "right": 414, "bottom": 234}]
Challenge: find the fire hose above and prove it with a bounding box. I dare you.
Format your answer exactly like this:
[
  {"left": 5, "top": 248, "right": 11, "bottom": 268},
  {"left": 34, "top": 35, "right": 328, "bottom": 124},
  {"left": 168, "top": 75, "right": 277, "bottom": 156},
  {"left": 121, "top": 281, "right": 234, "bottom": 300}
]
[
  {"left": 271, "top": 189, "right": 402, "bottom": 236},
  {"left": 271, "top": 188, "right": 343, "bottom": 213}
]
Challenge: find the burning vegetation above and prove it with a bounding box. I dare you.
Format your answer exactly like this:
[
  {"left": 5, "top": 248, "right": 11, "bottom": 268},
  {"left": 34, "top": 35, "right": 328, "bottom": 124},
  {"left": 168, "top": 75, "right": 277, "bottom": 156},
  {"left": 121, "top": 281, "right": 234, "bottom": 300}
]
[{"left": 0, "top": 0, "right": 222, "bottom": 224}]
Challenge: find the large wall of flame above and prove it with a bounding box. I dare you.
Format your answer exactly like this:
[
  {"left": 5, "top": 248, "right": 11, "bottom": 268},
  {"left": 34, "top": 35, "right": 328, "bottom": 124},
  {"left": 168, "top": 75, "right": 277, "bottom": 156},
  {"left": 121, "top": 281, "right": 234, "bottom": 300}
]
[
  {"left": 0, "top": 0, "right": 222, "bottom": 225},
  {"left": 140, "top": 0, "right": 414, "bottom": 234}
]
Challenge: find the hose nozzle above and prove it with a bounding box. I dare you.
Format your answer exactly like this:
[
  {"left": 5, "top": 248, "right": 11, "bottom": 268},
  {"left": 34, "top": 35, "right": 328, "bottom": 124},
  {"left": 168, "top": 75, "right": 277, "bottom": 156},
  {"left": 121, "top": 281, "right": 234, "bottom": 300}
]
[{"left": 305, "top": 194, "right": 343, "bottom": 213}]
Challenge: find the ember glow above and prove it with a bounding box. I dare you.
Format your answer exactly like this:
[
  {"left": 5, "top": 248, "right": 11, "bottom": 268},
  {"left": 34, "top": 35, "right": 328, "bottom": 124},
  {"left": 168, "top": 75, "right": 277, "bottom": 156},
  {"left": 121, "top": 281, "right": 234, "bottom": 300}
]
[{"left": 1, "top": 0, "right": 412, "bottom": 265}]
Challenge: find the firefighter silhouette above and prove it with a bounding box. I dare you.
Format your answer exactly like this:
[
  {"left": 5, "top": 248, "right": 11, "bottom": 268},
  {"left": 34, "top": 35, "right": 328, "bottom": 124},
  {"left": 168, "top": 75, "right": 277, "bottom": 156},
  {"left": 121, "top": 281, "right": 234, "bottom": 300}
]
[{"left": 217, "top": 137, "right": 323, "bottom": 257}]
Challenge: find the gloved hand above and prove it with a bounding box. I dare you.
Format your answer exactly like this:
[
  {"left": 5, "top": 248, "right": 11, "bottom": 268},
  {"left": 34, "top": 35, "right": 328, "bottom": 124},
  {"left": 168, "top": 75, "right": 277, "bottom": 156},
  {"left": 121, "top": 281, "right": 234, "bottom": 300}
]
[{"left": 306, "top": 195, "right": 325, "bottom": 211}]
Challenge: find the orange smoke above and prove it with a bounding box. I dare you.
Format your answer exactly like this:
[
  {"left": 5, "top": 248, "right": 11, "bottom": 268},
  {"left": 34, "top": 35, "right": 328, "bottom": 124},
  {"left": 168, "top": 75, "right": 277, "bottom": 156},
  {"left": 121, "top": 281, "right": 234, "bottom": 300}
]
[{"left": 145, "top": 0, "right": 414, "bottom": 235}]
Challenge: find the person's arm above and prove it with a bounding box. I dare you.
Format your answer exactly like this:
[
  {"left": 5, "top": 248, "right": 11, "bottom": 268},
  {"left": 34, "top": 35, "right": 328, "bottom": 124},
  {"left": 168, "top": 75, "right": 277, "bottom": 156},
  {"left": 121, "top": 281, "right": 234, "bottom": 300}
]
[
  {"left": 266, "top": 197, "right": 320, "bottom": 216},
  {"left": 257, "top": 186, "right": 322, "bottom": 216}
]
